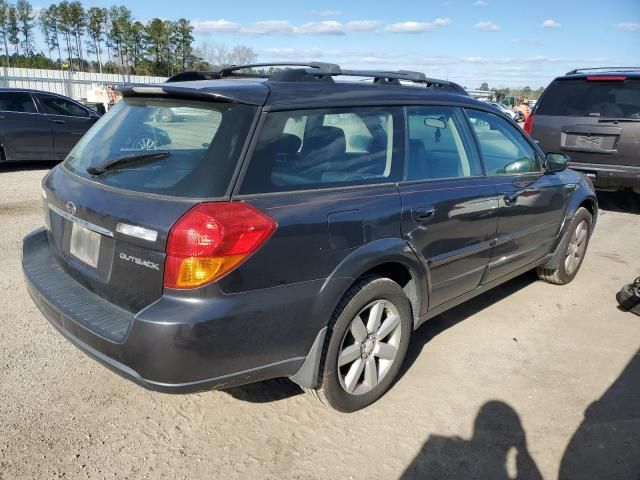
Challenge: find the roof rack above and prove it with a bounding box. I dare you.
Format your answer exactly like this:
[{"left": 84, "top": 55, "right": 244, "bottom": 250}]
[
  {"left": 166, "top": 61, "right": 466, "bottom": 94},
  {"left": 565, "top": 67, "right": 640, "bottom": 75}
]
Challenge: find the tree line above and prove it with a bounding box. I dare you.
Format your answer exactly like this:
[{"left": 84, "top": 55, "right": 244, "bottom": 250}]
[
  {"left": 478, "top": 82, "right": 545, "bottom": 101},
  {"left": 0, "top": 0, "right": 257, "bottom": 77}
]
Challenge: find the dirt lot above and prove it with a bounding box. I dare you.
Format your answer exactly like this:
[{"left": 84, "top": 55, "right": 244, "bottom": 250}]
[{"left": 1, "top": 163, "right": 639, "bottom": 480}]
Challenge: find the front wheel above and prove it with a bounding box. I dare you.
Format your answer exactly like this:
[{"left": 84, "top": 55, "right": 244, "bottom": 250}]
[
  {"left": 537, "top": 207, "right": 593, "bottom": 285},
  {"left": 307, "top": 276, "right": 412, "bottom": 412}
]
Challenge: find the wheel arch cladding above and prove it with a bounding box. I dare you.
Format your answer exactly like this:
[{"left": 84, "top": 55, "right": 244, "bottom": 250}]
[
  {"left": 543, "top": 181, "right": 597, "bottom": 270},
  {"left": 321, "top": 238, "right": 428, "bottom": 327}
]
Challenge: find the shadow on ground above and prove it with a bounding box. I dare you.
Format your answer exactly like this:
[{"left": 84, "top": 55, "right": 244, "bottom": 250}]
[
  {"left": 225, "top": 272, "right": 538, "bottom": 404},
  {"left": 400, "top": 400, "right": 543, "bottom": 479},
  {"left": 225, "top": 378, "right": 304, "bottom": 403},
  {"left": 0, "top": 160, "right": 58, "bottom": 173},
  {"left": 397, "top": 271, "right": 537, "bottom": 382},
  {"left": 558, "top": 349, "right": 640, "bottom": 480},
  {"left": 597, "top": 190, "right": 640, "bottom": 214},
  {"left": 400, "top": 347, "right": 640, "bottom": 479}
]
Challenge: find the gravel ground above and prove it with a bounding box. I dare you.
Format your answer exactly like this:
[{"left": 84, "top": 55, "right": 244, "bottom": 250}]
[{"left": 1, "top": 163, "right": 639, "bottom": 480}]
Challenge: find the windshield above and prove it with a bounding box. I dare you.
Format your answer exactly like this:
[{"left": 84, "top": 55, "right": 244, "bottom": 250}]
[
  {"left": 536, "top": 79, "right": 640, "bottom": 119},
  {"left": 64, "top": 97, "right": 257, "bottom": 198}
]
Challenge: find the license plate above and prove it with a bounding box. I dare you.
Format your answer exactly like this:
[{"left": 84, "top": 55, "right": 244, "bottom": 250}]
[
  {"left": 576, "top": 135, "right": 602, "bottom": 148},
  {"left": 70, "top": 222, "right": 101, "bottom": 268}
]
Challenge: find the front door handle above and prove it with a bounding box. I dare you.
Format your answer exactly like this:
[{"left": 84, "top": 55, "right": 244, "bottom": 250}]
[
  {"left": 503, "top": 192, "right": 519, "bottom": 205},
  {"left": 412, "top": 206, "right": 436, "bottom": 223},
  {"left": 53, "top": 119, "right": 65, "bottom": 124}
]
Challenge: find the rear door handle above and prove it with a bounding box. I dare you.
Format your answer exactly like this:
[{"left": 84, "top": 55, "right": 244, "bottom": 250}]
[
  {"left": 412, "top": 206, "right": 436, "bottom": 223},
  {"left": 503, "top": 192, "right": 519, "bottom": 205},
  {"left": 53, "top": 119, "right": 65, "bottom": 124}
]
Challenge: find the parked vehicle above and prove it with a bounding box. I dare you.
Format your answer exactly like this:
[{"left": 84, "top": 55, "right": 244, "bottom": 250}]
[
  {"left": 513, "top": 103, "right": 531, "bottom": 121},
  {"left": 0, "top": 88, "right": 101, "bottom": 162},
  {"left": 484, "top": 101, "right": 518, "bottom": 120},
  {"left": 527, "top": 67, "right": 640, "bottom": 193},
  {"left": 22, "top": 62, "right": 598, "bottom": 412}
]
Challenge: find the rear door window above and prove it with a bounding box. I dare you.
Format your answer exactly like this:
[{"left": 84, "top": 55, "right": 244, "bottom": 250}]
[
  {"left": 240, "top": 107, "right": 402, "bottom": 194},
  {"left": 536, "top": 79, "right": 640, "bottom": 119},
  {"left": 466, "top": 109, "right": 540, "bottom": 175},
  {"left": 63, "top": 97, "right": 257, "bottom": 198},
  {"left": 0, "top": 92, "right": 36, "bottom": 113}
]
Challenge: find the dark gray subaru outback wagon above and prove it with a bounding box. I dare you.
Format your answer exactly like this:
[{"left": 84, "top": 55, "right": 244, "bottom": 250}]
[{"left": 22, "top": 63, "right": 598, "bottom": 411}]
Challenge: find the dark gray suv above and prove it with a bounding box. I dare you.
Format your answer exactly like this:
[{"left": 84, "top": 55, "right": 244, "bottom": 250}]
[
  {"left": 22, "top": 63, "right": 598, "bottom": 411},
  {"left": 527, "top": 68, "right": 640, "bottom": 193}
]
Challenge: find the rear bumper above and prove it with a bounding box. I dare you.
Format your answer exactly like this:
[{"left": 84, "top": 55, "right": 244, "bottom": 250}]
[
  {"left": 569, "top": 162, "right": 640, "bottom": 190},
  {"left": 22, "top": 228, "right": 332, "bottom": 393}
]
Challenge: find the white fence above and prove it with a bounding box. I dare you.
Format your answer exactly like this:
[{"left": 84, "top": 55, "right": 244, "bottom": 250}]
[{"left": 0, "top": 67, "right": 167, "bottom": 101}]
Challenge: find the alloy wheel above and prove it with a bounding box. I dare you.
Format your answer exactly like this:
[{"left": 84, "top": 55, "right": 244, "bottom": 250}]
[
  {"left": 133, "top": 137, "right": 157, "bottom": 151},
  {"left": 565, "top": 219, "right": 588, "bottom": 275},
  {"left": 337, "top": 300, "right": 403, "bottom": 395}
]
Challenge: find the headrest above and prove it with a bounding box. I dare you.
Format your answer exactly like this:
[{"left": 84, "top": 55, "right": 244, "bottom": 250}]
[
  {"left": 277, "top": 133, "right": 302, "bottom": 156},
  {"left": 304, "top": 126, "right": 346, "bottom": 154}
]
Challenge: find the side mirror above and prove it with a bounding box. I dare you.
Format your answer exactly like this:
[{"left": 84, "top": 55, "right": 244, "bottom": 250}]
[{"left": 545, "top": 153, "right": 569, "bottom": 173}]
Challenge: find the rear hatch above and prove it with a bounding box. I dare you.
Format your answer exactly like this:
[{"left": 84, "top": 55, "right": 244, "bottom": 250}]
[
  {"left": 42, "top": 93, "right": 259, "bottom": 313},
  {"left": 531, "top": 76, "right": 640, "bottom": 167}
]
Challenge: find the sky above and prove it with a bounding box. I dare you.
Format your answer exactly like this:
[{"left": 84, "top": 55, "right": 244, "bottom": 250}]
[{"left": 39, "top": 0, "right": 640, "bottom": 88}]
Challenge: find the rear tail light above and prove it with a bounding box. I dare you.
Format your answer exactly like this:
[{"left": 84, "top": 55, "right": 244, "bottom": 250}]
[
  {"left": 164, "top": 202, "right": 276, "bottom": 289},
  {"left": 524, "top": 113, "right": 534, "bottom": 134}
]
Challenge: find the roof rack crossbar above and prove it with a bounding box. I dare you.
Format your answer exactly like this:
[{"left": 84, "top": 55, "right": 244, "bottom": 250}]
[
  {"left": 566, "top": 66, "right": 640, "bottom": 75},
  {"left": 303, "top": 67, "right": 465, "bottom": 92},
  {"left": 218, "top": 62, "right": 342, "bottom": 77}
]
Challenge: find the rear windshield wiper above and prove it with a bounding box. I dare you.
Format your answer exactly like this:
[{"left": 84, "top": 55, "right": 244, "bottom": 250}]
[
  {"left": 87, "top": 151, "right": 171, "bottom": 175},
  {"left": 598, "top": 117, "right": 640, "bottom": 123}
]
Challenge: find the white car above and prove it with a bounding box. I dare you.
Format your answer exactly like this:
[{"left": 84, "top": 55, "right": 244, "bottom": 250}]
[{"left": 484, "top": 101, "right": 518, "bottom": 120}]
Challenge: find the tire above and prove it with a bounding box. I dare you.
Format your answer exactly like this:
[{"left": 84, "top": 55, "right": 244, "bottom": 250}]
[
  {"left": 537, "top": 207, "right": 593, "bottom": 285},
  {"left": 307, "top": 276, "right": 412, "bottom": 412}
]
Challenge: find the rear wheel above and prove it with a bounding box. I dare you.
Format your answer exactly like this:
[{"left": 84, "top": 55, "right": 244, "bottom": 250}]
[
  {"left": 307, "top": 276, "right": 412, "bottom": 412},
  {"left": 537, "top": 207, "right": 593, "bottom": 285}
]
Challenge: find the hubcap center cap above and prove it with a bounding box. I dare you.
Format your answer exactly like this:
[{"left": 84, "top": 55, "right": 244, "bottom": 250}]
[{"left": 362, "top": 338, "right": 375, "bottom": 355}]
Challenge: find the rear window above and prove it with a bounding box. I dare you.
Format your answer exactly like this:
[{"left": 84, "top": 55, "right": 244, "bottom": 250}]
[
  {"left": 64, "top": 97, "right": 256, "bottom": 198},
  {"left": 537, "top": 78, "right": 640, "bottom": 119},
  {"left": 240, "top": 107, "right": 402, "bottom": 194}
]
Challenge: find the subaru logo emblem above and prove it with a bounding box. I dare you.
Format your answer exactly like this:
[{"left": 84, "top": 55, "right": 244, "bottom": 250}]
[{"left": 65, "top": 201, "right": 76, "bottom": 215}]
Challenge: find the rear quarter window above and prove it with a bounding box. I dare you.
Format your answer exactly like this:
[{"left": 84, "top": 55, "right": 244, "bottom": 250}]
[
  {"left": 537, "top": 78, "right": 640, "bottom": 119},
  {"left": 240, "top": 107, "right": 403, "bottom": 194}
]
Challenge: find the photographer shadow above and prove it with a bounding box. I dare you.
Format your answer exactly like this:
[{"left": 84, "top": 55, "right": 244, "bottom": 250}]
[
  {"left": 559, "top": 349, "right": 640, "bottom": 479},
  {"left": 401, "top": 401, "right": 542, "bottom": 480}
]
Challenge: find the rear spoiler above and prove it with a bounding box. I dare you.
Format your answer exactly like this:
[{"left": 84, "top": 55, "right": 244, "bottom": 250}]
[{"left": 117, "top": 83, "right": 268, "bottom": 106}]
